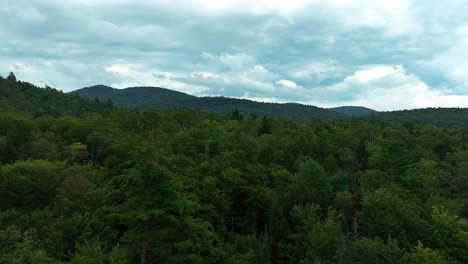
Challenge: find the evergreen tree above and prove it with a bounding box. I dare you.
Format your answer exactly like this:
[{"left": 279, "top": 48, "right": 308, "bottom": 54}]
[
  {"left": 7, "top": 72, "right": 17, "bottom": 82},
  {"left": 114, "top": 157, "right": 215, "bottom": 263},
  {"left": 230, "top": 109, "right": 243, "bottom": 122},
  {"left": 258, "top": 116, "right": 271, "bottom": 135}
]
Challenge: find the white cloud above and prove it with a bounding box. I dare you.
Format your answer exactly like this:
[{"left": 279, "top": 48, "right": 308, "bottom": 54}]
[
  {"left": 196, "top": 53, "right": 277, "bottom": 93},
  {"left": 105, "top": 64, "right": 136, "bottom": 75},
  {"left": 239, "top": 93, "right": 281, "bottom": 103},
  {"left": 105, "top": 63, "right": 209, "bottom": 94},
  {"left": 276, "top": 79, "right": 299, "bottom": 89},
  {"left": 351, "top": 65, "right": 402, "bottom": 83},
  {"left": 289, "top": 61, "right": 341, "bottom": 81},
  {"left": 218, "top": 53, "right": 257, "bottom": 69},
  {"left": 307, "top": 65, "right": 468, "bottom": 110}
]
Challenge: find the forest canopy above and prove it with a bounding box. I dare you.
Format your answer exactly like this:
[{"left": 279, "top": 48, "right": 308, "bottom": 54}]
[{"left": 0, "top": 75, "right": 467, "bottom": 263}]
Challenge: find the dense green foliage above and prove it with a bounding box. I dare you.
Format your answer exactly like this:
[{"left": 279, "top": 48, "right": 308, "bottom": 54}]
[
  {"left": 1, "top": 75, "right": 467, "bottom": 263},
  {"left": 73, "top": 85, "right": 347, "bottom": 120},
  {"left": 329, "top": 106, "right": 377, "bottom": 117},
  {"left": 0, "top": 74, "right": 112, "bottom": 117},
  {"left": 74, "top": 85, "right": 468, "bottom": 128},
  {"left": 373, "top": 107, "right": 468, "bottom": 127}
]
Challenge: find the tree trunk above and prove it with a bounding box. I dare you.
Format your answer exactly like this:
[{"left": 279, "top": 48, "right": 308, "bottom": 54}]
[
  {"left": 140, "top": 240, "right": 150, "bottom": 264},
  {"left": 352, "top": 216, "right": 359, "bottom": 240}
]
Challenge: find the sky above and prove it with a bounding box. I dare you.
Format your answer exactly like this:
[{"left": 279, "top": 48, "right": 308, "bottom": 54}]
[{"left": 1, "top": 0, "right": 468, "bottom": 110}]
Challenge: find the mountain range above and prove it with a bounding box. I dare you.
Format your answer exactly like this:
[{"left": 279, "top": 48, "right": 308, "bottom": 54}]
[
  {"left": 72, "top": 85, "right": 375, "bottom": 120},
  {"left": 1, "top": 76, "right": 468, "bottom": 128},
  {"left": 72, "top": 85, "right": 468, "bottom": 127}
]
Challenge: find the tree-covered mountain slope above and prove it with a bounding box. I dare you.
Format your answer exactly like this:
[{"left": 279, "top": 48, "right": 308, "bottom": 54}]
[
  {"left": 371, "top": 107, "right": 468, "bottom": 127},
  {"left": 73, "top": 85, "right": 348, "bottom": 120},
  {"left": 329, "top": 106, "right": 377, "bottom": 116},
  {"left": 0, "top": 74, "right": 112, "bottom": 116}
]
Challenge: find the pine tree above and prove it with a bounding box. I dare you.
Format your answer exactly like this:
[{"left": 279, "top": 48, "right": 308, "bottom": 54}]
[
  {"left": 114, "top": 157, "right": 215, "bottom": 263},
  {"left": 7, "top": 72, "right": 17, "bottom": 82},
  {"left": 231, "top": 109, "right": 243, "bottom": 122}
]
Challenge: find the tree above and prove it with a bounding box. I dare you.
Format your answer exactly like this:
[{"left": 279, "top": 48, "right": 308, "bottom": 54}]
[
  {"left": 7, "top": 72, "right": 17, "bottom": 82},
  {"left": 258, "top": 116, "right": 272, "bottom": 135},
  {"left": 108, "top": 244, "right": 130, "bottom": 264},
  {"left": 367, "top": 140, "right": 415, "bottom": 184},
  {"left": 106, "top": 99, "right": 113, "bottom": 108},
  {"left": 18, "top": 138, "right": 60, "bottom": 160},
  {"left": 0, "top": 160, "right": 63, "bottom": 210},
  {"left": 54, "top": 175, "right": 92, "bottom": 216},
  {"left": 69, "top": 241, "right": 106, "bottom": 264},
  {"left": 0, "top": 226, "right": 60, "bottom": 264},
  {"left": 230, "top": 109, "right": 243, "bottom": 122},
  {"left": 289, "top": 158, "right": 332, "bottom": 207},
  {"left": 0, "top": 136, "right": 16, "bottom": 164},
  {"left": 69, "top": 143, "right": 89, "bottom": 164},
  {"left": 360, "top": 188, "right": 429, "bottom": 248},
  {"left": 429, "top": 207, "right": 468, "bottom": 263},
  {"left": 402, "top": 241, "right": 446, "bottom": 264},
  {"left": 114, "top": 157, "right": 215, "bottom": 263},
  {"left": 278, "top": 204, "right": 344, "bottom": 263},
  {"left": 344, "top": 237, "right": 404, "bottom": 263}
]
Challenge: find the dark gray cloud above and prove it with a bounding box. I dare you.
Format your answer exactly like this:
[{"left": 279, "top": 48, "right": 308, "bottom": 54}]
[{"left": 1, "top": 0, "right": 468, "bottom": 110}]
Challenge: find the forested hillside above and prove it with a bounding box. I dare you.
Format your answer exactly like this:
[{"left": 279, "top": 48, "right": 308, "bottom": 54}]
[
  {"left": 329, "top": 106, "right": 377, "bottom": 117},
  {"left": 372, "top": 107, "right": 468, "bottom": 127},
  {"left": 1, "top": 75, "right": 467, "bottom": 263},
  {"left": 0, "top": 73, "right": 112, "bottom": 117},
  {"left": 73, "top": 85, "right": 347, "bottom": 120},
  {"left": 74, "top": 85, "right": 468, "bottom": 128}
]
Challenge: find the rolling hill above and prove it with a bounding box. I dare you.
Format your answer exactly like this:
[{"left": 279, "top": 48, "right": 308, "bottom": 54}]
[
  {"left": 72, "top": 85, "right": 349, "bottom": 120},
  {"left": 72, "top": 85, "right": 468, "bottom": 127},
  {"left": 372, "top": 107, "right": 468, "bottom": 128},
  {"left": 328, "top": 106, "right": 377, "bottom": 117}
]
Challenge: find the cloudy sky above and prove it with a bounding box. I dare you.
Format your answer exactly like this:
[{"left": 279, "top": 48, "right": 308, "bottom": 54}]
[{"left": 1, "top": 0, "right": 468, "bottom": 110}]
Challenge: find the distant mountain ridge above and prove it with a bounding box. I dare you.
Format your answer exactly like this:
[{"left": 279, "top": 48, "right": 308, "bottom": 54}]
[
  {"left": 72, "top": 85, "right": 468, "bottom": 127},
  {"left": 372, "top": 107, "right": 468, "bottom": 128},
  {"left": 329, "top": 106, "right": 377, "bottom": 117},
  {"left": 72, "top": 85, "right": 350, "bottom": 120}
]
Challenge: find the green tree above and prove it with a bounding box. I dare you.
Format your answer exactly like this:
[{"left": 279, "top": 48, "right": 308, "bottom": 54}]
[
  {"left": 402, "top": 241, "right": 446, "bottom": 264},
  {"left": 429, "top": 207, "right": 468, "bottom": 263},
  {"left": 7, "top": 72, "right": 16, "bottom": 82},
  {"left": 289, "top": 158, "right": 332, "bottom": 206},
  {"left": 367, "top": 140, "right": 415, "bottom": 184},
  {"left": 0, "top": 136, "right": 16, "bottom": 164},
  {"left": 114, "top": 158, "right": 215, "bottom": 263},
  {"left": 360, "top": 188, "right": 429, "bottom": 248},
  {"left": 54, "top": 175, "right": 92, "bottom": 216},
  {"left": 0, "top": 226, "right": 60, "bottom": 264},
  {"left": 69, "top": 241, "right": 106, "bottom": 264},
  {"left": 108, "top": 244, "right": 130, "bottom": 264},
  {"left": 278, "top": 204, "right": 343, "bottom": 263},
  {"left": 343, "top": 237, "right": 404, "bottom": 264},
  {"left": 0, "top": 160, "right": 63, "bottom": 210},
  {"left": 230, "top": 109, "right": 243, "bottom": 122},
  {"left": 258, "top": 116, "right": 272, "bottom": 135},
  {"left": 69, "top": 143, "right": 89, "bottom": 164}
]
